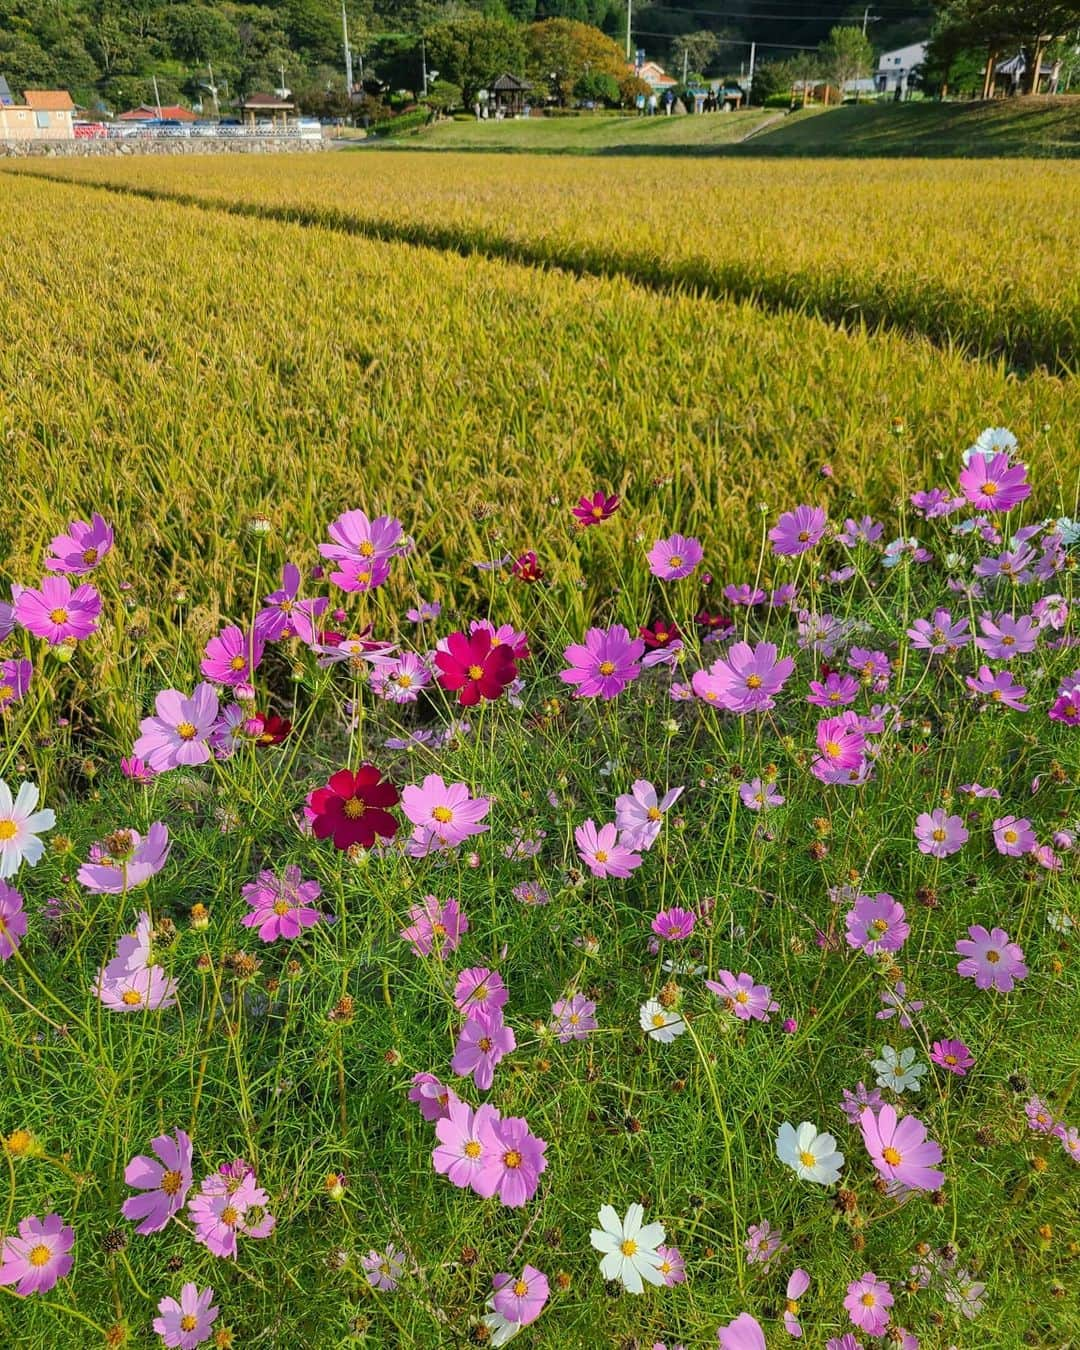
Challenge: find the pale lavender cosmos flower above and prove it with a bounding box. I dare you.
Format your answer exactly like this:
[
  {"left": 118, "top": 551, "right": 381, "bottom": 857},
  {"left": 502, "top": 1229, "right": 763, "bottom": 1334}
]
[
  {"left": 153, "top": 1282, "right": 218, "bottom": 1349},
  {"left": 739, "top": 778, "right": 784, "bottom": 810},
  {"left": 706, "top": 971, "right": 778, "bottom": 1022},
  {"left": 95, "top": 963, "right": 177, "bottom": 1012},
  {"left": 860, "top": 1105, "right": 944, "bottom": 1191},
  {"left": 77, "top": 822, "right": 170, "bottom": 893},
  {"left": 876, "top": 981, "right": 924, "bottom": 1030},
  {"left": 955, "top": 924, "right": 1027, "bottom": 991},
  {"left": 0, "top": 1213, "right": 74, "bottom": 1296},
  {"left": 975, "top": 612, "right": 1037, "bottom": 660},
  {"left": 408, "top": 1072, "right": 456, "bottom": 1123},
  {"left": 784, "top": 1268, "right": 810, "bottom": 1337},
  {"left": 401, "top": 775, "right": 490, "bottom": 856},
  {"left": 122, "top": 1129, "right": 193, "bottom": 1234},
  {"left": 845, "top": 893, "right": 908, "bottom": 955},
  {"left": 188, "top": 1164, "right": 275, "bottom": 1259},
  {"left": 770, "top": 505, "right": 827, "bottom": 556},
  {"left": 991, "top": 815, "right": 1035, "bottom": 856},
  {"left": 966, "top": 666, "right": 1028, "bottom": 710},
  {"left": 0, "top": 657, "right": 32, "bottom": 712},
  {"left": 406, "top": 600, "right": 441, "bottom": 623},
  {"left": 837, "top": 515, "right": 883, "bottom": 546},
  {"left": 840, "top": 1082, "right": 884, "bottom": 1125},
  {"left": 647, "top": 533, "right": 703, "bottom": 580},
  {"left": 914, "top": 809, "right": 968, "bottom": 858},
  {"left": 133, "top": 684, "right": 219, "bottom": 772},
  {"left": 744, "top": 1220, "right": 786, "bottom": 1269},
  {"left": 843, "top": 1272, "right": 893, "bottom": 1337},
  {"left": 1024, "top": 1095, "right": 1057, "bottom": 1134},
  {"left": 400, "top": 894, "right": 467, "bottom": 958},
  {"left": 362, "top": 1244, "right": 405, "bottom": 1291},
  {"left": 453, "top": 967, "right": 509, "bottom": 1019},
  {"left": 614, "top": 779, "right": 683, "bottom": 850},
  {"left": 551, "top": 993, "right": 597, "bottom": 1042},
  {"left": 807, "top": 672, "right": 860, "bottom": 707},
  {"left": 907, "top": 609, "right": 970, "bottom": 655},
  {"left": 910, "top": 487, "right": 965, "bottom": 518}
]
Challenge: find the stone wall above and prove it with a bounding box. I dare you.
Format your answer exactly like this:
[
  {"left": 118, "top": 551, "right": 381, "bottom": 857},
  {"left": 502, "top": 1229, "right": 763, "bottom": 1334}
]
[{"left": 0, "top": 137, "right": 331, "bottom": 158}]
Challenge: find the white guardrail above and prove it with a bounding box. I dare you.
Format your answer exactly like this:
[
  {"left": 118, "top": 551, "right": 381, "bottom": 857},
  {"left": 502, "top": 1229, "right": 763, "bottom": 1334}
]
[{"left": 69, "top": 123, "right": 323, "bottom": 142}]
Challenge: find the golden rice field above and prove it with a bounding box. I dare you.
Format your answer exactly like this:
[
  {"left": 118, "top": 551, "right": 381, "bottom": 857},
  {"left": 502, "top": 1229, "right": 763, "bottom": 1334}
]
[{"left": 11, "top": 151, "right": 1080, "bottom": 371}]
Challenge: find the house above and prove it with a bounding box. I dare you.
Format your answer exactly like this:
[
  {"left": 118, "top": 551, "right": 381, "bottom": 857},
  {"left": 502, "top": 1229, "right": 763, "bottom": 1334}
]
[
  {"left": 633, "top": 61, "right": 677, "bottom": 93},
  {"left": 875, "top": 42, "right": 927, "bottom": 94},
  {"left": 0, "top": 89, "right": 76, "bottom": 140},
  {"left": 117, "top": 104, "right": 197, "bottom": 122}
]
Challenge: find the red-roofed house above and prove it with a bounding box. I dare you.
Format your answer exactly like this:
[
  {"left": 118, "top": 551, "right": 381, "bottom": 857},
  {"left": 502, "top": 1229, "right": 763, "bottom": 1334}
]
[
  {"left": 116, "top": 104, "right": 197, "bottom": 122},
  {"left": 0, "top": 89, "right": 75, "bottom": 140}
]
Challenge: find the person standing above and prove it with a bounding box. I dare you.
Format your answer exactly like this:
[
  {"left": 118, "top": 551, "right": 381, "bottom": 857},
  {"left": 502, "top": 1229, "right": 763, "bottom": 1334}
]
[
  {"left": 636, "top": 91, "right": 646, "bottom": 116},
  {"left": 648, "top": 92, "right": 658, "bottom": 116}
]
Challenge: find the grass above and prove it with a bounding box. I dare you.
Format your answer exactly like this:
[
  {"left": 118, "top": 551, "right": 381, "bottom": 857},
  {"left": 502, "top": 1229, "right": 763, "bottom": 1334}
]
[{"left": 10, "top": 149, "right": 1078, "bottom": 372}]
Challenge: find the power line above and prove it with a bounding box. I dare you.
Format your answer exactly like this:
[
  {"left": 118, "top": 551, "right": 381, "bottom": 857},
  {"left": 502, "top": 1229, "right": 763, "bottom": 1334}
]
[
  {"left": 633, "top": 28, "right": 821, "bottom": 47},
  {"left": 634, "top": 6, "right": 884, "bottom": 19}
]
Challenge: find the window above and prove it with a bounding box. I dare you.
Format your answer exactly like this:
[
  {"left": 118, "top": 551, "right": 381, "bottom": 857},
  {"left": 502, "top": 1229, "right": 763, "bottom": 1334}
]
[{"left": 35, "top": 111, "right": 51, "bottom": 128}]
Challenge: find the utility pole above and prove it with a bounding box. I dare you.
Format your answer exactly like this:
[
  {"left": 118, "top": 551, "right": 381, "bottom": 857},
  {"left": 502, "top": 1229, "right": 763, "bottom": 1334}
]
[
  {"left": 152, "top": 73, "right": 162, "bottom": 118},
  {"left": 862, "top": 6, "right": 870, "bottom": 34},
  {"left": 342, "top": 0, "right": 354, "bottom": 95},
  {"left": 625, "top": 0, "right": 632, "bottom": 61},
  {"left": 682, "top": 48, "right": 688, "bottom": 85},
  {"left": 748, "top": 41, "right": 756, "bottom": 94},
  {"left": 206, "top": 62, "right": 219, "bottom": 117},
  {"left": 421, "top": 37, "right": 428, "bottom": 96}
]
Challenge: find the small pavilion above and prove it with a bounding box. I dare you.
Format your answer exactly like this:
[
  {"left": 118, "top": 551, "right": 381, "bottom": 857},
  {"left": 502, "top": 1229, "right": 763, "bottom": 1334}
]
[
  {"left": 240, "top": 93, "right": 294, "bottom": 129},
  {"left": 490, "top": 73, "right": 532, "bottom": 117}
]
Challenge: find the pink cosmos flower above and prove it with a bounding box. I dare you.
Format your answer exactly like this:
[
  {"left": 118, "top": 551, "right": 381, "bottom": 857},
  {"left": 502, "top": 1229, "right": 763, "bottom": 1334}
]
[
  {"left": 45, "top": 513, "right": 114, "bottom": 574},
  {"left": 574, "top": 820, "right": 642, "bottom": 879},
  {"left": 838, "top": 514, "right": 884, "bottom": 545},
  {"left": 958, "top": 450, "right": 1031, "bottom": 511},
  {"left": 739, "top": 778, "right": 784, "bottom": 810},
  {"left": 913, "top": 808, "right": 968, "bottom": 858},
  {"left": 572, "top": 490, "right": 620, "bottom": 526},
  {"left": 1049, "top": 682, "right": 1080, "bottom": 725},
  {"left": 975, "top": 612, "right": 1037, "bottom": 660},
  {"left": 0, "top": 658, "right": 32, "bottom": 712},
  {"left": 840, "top": 1082, "right": 885, "bottom": 1125},
  {"left": 122, "top": 1129, "right": 193, "bottom": 1234},
  {"left": 371, "top": 652, "right": 432, "bottom": 703},
  {"left": 647, "top": 533, "right": 703, "bottom": 580},
  {"left": 400, "top": 894, "right": 467, "bottom": 958},
  {"left": 153, "top": 1282, "right": 218, "bottom": 1349},
  {"left": 825, "top": 1338, "right": 862, "bottom": 1350},
  {"left": 77, "top": 822, "right": 170, "bottom": 893},
  {"left": 0, "top": 1213, "right": 74, "bottom": 1296},
  {"left": 966, "top": 666, "right": 1028, "bottom": 710},
  {"left": 319, "top": 509, "right": 405, "bottom": 582},
  {"left": 492, "top": 1264, "right": 549, "bottom": 1326},
  {"left": 844, "top": 1271, "right": 893, "bottom": 1337},
  {"left": 0, "top": 600, "right": 12, "bottom": 641},
  {"left": 784, "top": 1267, "right": 810, "bottom": 1337},
  {"left": 121, "top": 755, "right": 156, "bottom": 785},
  {"left": 744, "top": 1221, "right": 785, "bottom": 1269},
  {"left": 1060, "top": 1127, "right": 1080, "bottom": 1163},
  {"left": 188, "top": 1164, "right": 275, "bottom": 1258},
  {"left": 241, "top": 866, "right": 323, "bottom": 942},
  {"left": 475, "top": 1113, "right": 547, "bottom": 1206},
  {"left": 408, "top": 1071, "right": 456, "bottom": 1123},
  {"left": 876, "top": 981, "right": 924, "bottom": 1030},
  {"left": 95, "top": 963, "right": 177, "bottom": 1012},
  {"left": 930, "top": 1039, "right": 974, "bottom": 1076},
  {"left": 859, "top": 1105, "right": 944, "bottom": 1192},
  {"left": 453, "top": 967, "right": 508, "bottom": 1018},
  {"left": 451, "top": 1006, "right": 515, "bottom": 1092},
  {"left": 200, "top": 625, "right": 264, "bottom": 687},
  {"left": 845, "top": 893, "right": 908, "bottom": 955},
  {"left": 560, "top": 625, "right": 645, "bottom": 699},
  {"left": 769, "top": 505, "right": 827, "bottom": 556},
  {"left": 907, "top": 608, "right": 970, "bottom": 654},
  {"left": 724, "top": 583, "right": 766, "bottom": 607},
  {"left": 692, "top": 641, "right": 795, "bottom": 713},
  {"left": 14, "top": 575, "right": 101, "bottom": 645},
  {"left": 254, "top": 563, "right": 328, "bottom": 643},
  {"left": 0, "top": 881, "right": 27, "bottom": 960},
  {"left": 807, "top": 673, "right": 860, "bottom": 707},
  {"left": 614, "top": 779, "right": 684, "bottom": 850},
  {"left": 133, "top": 684, "right": 220, "bottom": 772},
  {"left": 552, "top": 993, "right": 597, "bottom": 1042},
  {"left": 400, "top": 775, "right": 490, "bottom": 856},
  {"left": 432, "top": 1098, "right": 501, "bottom": 1191},
  {"left": 718, "top": 1313, "right": 767, "bottom": 1350},
  {"left": 955, "top": 924, "right": 1027, "bottom": 991},
  {"left": 815, "top": 715, "right": 865, "bottom": 770},
  {"left": 1025, "top": 1095, "right": 1056, "bottom": 1134},
  {"left": 651, "top": 907, "right": 695, "bottom": 940},
  {"left": 102, "top": 911, "right": 152, "bottom": 983},
  {"left": 362, "top": 1244, "right": 405, "bottom": 1291},
  {"left": 706, "top": 970, "right": 778, "bottom": 1022},
  {"left": 406, "top": 599, "right": 441, "bottom": 624},
  {"left": 991, "top": 815, "right": 1035, "bottom": 857},
  {"left": 655, "top": 1244, "right": 686, "bottom": 1287}
]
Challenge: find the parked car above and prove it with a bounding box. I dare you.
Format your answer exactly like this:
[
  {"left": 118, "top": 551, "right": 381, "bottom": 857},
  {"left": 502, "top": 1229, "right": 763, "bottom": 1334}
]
[
  {"left": 297, "top": 118, "right": 322, "bottom": 139},
  {"left": 73, "top": 121, "right": 107, "bottom": 139}
]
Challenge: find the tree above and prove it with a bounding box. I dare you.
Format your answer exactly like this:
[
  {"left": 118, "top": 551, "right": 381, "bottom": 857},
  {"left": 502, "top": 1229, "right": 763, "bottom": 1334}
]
[
  {"left": 671, "top": 29, "right": 720, "bottom": 81},
  {"left": 163, "top": 5, "right": 238, "bottom": 65},
  {"left": 818, "top": 25, "right": 873, "bottom": 97},
  {"left": 747, "top": 58, "right": 788, "bottom": 105},
  {"left": 573, "top": 68, "right": 619, "bottom": 103},
  {"left": 524, "top": 17, "right": 624, "bottom": 105},
  {"left": 424, "top": 15, "right": 526, "bottom": 105}
]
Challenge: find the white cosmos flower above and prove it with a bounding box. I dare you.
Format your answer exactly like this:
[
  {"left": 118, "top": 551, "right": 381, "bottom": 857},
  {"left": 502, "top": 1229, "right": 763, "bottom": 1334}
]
[
  {"left": 776, "top": 1121, "right": 844, "bottom": 1185},
  {"left": 639, "top": 999, "right": 685, "bottom": 1043},
  {"left": 589, "top": 1203, "right": 666, "bottom": 1293},
  {"left": 963, "top": 426, "right": 1017, "bottom": 466},
  {"left": 0, "top": 780, "right": 56, "bottom": 878},
  {"left": 480, "top": 1310, "right": 520, "bottom": 1347},
  {"left": 872, "top": 1044, "right": 926, "bottom": 1094}
]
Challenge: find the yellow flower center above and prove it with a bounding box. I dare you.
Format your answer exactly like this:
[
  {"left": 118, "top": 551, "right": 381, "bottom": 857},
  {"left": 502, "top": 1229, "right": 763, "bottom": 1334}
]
[
  {"left": 944, "top": 1054, "right": 958, "bottom": 1066},
  {"left": 745, "top": 674, "right": 763, "bottom": 689},
  {"left": 594, "top": 849, "right": 608, "bottom": 863},
  {"left": 869, "top": 919, "right": 888, "bottom": 936},
  {"left": 229, "top": 655, "right": 246, "bottom": 671},
  {"left": 396, "top": 673, "right": 413, "bottom": 688},
  {"left": 799, "top": 1150, "right": 816, "bottom": 1168},
  {"left": 986, "top": 949, "right": 1000, "bottom": 963},
  {"left": 651, "top": 1013, "right": 666, "bottom": 1028},
  {"left": 177, "top": 721, "right": 197, "bottom": 740},
  {"left": 882, "top": 1146, "right": 902, "bottom": 1165},
  {"left": 161, "top": 1169, "right": 184, "bottom": 1196},
  {"left": 49, "top": 608, "right": 69, "bottom": 624},
  {"left": 463, "top": 1140, "right": 481, "bottom": 1159},
  {"left": 0, "top": 820, "right": 16, "bottom": 841},
  {"left": 786, "top": 1299, "right": 800, "bottom": 1315},
  {"left": 591, "top": 505, "right": 604, "bottom": 518},
  {"left": 82, "top": 547, "right": 99, "bottom": 565},
  {"left": 343, "top": 797, "right": 366, "bottom": 819},
  {"left": 502, "top": 1150, "right": 522, "bottom": 1169},
  {"left": 598, "top": 661, "right": 616, "bottom": 676},
  {"left": 359, "top": 540, "right": 375, "bottom": 557},
  {"left": 983, "top": 480, "right": 998, "bottom": 495},
  {"left": 272, "top": 900, "right": 291, "bottom": 916},
  {"left": 513, "top": 1278, "right": 529, "bottom": 1296},
  {"left": 798, "top": 530, "right": 810, "bottom": 542},
  {"left": 1003, "top": 829, "right": 1018, "bottom": 844},
  {"left": 28, "top": 1243, "right": 51, "bottom": 1267},
  {"left": 735, "top": 990, "right": 749, "bottom": 1004},
  {"left": 860, "top": 1292, "right": 877, "bottom": 1307},
  {"left": 181, "top": 1315, "right": 199, "bottom": 1332},
  {"left": 121, "top": 989, "right": 143, "bottom": 1006},
  {"left": 931, "top": 828, "right": 946, "bottom": 842},
  {"left": 478, "top": 1037, "right": 493, "bottom": 1053},
  {"left": 0, "top": 685, "right": 13, "bottom": 703},
  {"left": 568, "top": 1013, "right": 580, "bottom": 1025},
  {"left": 432, "top": 805, "right": 454, "bottom": 824},
  {"left": 221, "top": 1205, "right": 239, "bottom": 1226},
  {"left": 647, "top": 807, "right": 661, "bottom": 821},
  {"left": 823, "top": 739, "right": 841, "bottom": 758},
  {"left": 1002, "top": 634, "right": 1015, "bottom": 646},
  {"left": 620, "top": 1239, "right": 638, "bottom": 1257},
  {"left": 467, "top": 664, "right": 484, "bottom": 680}
]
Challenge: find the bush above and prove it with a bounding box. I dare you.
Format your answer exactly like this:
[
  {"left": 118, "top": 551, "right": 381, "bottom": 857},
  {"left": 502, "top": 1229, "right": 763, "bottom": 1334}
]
[
  {"left": 377, "top": 106, "right": 434, "bottom": 137},
  {"left": 572, "top": 70, "right": 621, "bottom": 107}
]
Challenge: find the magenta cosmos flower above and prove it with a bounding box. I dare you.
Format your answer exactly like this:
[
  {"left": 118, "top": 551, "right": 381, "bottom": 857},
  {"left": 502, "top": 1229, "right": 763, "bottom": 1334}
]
[
  {"left": 615, "top": 779, "right": 684, "bottom": 851},
  {"left": 452, "top": 1007, "right": 516, "bottom": 1092},
  {"left": 706, "top": 970, "right": 778, "bottom": 1022},
  {"left": 434, "top": 628, "right": 518, "bottom": 706},
  {"left": 552, "top": 993, "right": 597, "bottom": 1042},
  {"left": 573, "top": 491, "right": 619, "bottom": 526},
  {"left": 931, "top": 1039, "right": 974, "bottom": 1076},
  {"left": 845, "top": 893, "right": 908, "bottom": 955},
  {"left": 955, "top": 923, "right": 1027, "bottom": 992},
  {"left": 560, "top": 625, "right": 644, "bottom": 699},
  {"left": 958, "top": 450, "right": 1031, "bottom": 512},
  {"left": 241, "top": 866, "right": 323, "bottom": 942},
  {"left": 692, "top": 641, "right": 795, "bottom": 713},
  {"left": 575, "top": 819, "right": 642, "bottom": 879},
  {"left": 913, "top": 808, "right": 968, "bottom": 858},
  {"left": 200, "top": 625, "right": 264, "bottom": 688},
  {"left": 0, "top": 657, "right": 32, "bottom": 712},
  {"left": 0, "top": 882, "right": 27, "bottom": 960},
  {"left": 0, "top": 1213, "right": 74, "bottom": 1296},
  {"left": 843, "top": 1271, "right": 893, "bottom": 1337},
  {"left": 188, "top": 1165, "right": 275, "bottom": 1259},
  {"left": 77, "top": 822, "right": 170, "bottom": 893},
  {"left": 14, "top": 575, "right": 101, "bottom": 645},
  {"left": 652, "top": 907, "right": 695, "bottom": 941},
  {"left": 408, "top": 1072, "right": 456, "bottom": 1122},
  {"left": 133, "top": 684, "right": 220, "bottom": 772},
  {"left": 320, "top": 508, "right": 405, "bottom": 567},
  {"left": 45, "top": 513, "right": 113, "bottom": 574},
  {"left": 309, "top": 765, "right": 399, "bottom": 850},
  {"left": 769, "top": 505, "right": 827, "bottom": 556},
  {"left": 807, "top": 672, "right": 860, "bottom": 707},
  {"left": 401, "top": 894, "right": 467, "bottom": 958},
  {"left": 255, "top": 563, "right": 328, "bottom": 644},
  {"left": 783, "top": 1267, "right": 810, "bottom": 1336},
  {"left": 991, "top": 815, "right": 1035, "bottom": 857},
  {"left": 493, "top": 1264, "right": 549, "bottom": 1326},
  {"left": 647, "top": 533, "right": 703, "bottom": 580},
  {"left": 401, "top": 775, "right": 490, "bottom": 856},
  {"left": 475, "top": 1112, "right": 548, "bottom": 1206},
  {"left": 859, "top": 1105, "right": 943, "bottom": 1192},
  {"left": 432, "top": 1098, "right": 501, "bottom": 1192},
  {"left": 122, "top": 1129, "right": 193, "bottom": 1235},
  {"left": 718, "top": 1313, "right": 767, "bottom": 1350},
  {"left": 966, "top": 666, "right": 1028, "bottom": 710},
  {"left": 153, "top": 1283, "right": 219, "bottom": 1349},
  {"left": 454, "top": 966, "right": 508, "bottom": 1018},
  {"left": 975, "top": 611, "right": 1038, "bottom": 660},
  {"left": 815, "top": 715, "right": 866, "bottom": 771}
]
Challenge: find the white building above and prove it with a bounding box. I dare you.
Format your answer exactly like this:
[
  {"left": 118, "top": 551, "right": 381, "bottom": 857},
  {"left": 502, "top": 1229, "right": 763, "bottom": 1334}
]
[{"left": 876, "top": 42, "right": 927, "bottom": 94}]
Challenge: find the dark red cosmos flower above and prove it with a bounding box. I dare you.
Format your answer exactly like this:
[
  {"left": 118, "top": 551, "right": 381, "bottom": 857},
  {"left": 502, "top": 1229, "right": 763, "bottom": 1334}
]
[
  {"left": 571, "top": 491, "right": 619, "bottom": 527},
  {"left": 249, "top": 712, "right": 291, "bottom": 746},
  {"left": 310, "top": 766, "right": 399, "bottom": 850},
  {"left": 512, "top": 551, "right": 544, "bottom": 583},
  {"left": 639, "top": 618, "right": 681, "bottom": 650},
  {"left": 694, "top": 609, "right": 734, "bottom": 636},
  {"left": 434, "top": 630, "right": 517, "bottom": 707}
]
